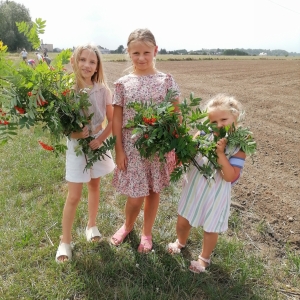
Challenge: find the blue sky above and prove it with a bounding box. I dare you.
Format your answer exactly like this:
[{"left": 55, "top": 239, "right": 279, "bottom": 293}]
[{"left": 17, "top": 0, "right": 300, "bottom": 52}]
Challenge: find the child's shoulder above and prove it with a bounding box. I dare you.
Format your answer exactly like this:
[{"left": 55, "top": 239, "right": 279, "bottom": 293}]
[{"left": 114, "top": 74, "right": 134, "bottom": 85}]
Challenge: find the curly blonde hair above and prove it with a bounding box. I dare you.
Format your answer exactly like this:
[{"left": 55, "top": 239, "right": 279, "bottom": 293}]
[{"left": 206, "top": 93, "right": 245, "bottom": 122}]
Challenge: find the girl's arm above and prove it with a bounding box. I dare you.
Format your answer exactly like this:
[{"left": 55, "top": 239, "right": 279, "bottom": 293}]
[
  {"left": 89, "top": 104, "right": 113, "bottom": 150},
  {"left": 216, "top": 138, "right": 246, "bottom": 182},
  {"left": 113, "top": 105, "right": 127, "bottom": 171}
]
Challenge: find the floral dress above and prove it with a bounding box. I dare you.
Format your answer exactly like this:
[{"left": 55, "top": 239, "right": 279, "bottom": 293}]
[{"left": 112, "top": 72, "right": 180, "bottom": 198}]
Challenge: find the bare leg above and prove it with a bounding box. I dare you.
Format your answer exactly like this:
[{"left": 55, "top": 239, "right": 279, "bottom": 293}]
[
  {"left": 86, "top": 177, "right": 101, "bottom": 241},
  {"left": 168, "top": 215, "right": 191, "bottom": 253},
  {"left": 142, "top": 190, "right": 160, "bottom": 236},
  {"left": 124, "top": 196, "right": 144, "bottom": 231},
  {"left": 177, "top": 215, "right": 192, "bottom": 245},
  {"left": 110, "top": 196, "right": 144, "bottom": 245},
  {"left": 57, "top": 182, "right": 83, "bottom": 261},
  {"left": 197, "top": 231, "right": 218, "bottom": 268}
]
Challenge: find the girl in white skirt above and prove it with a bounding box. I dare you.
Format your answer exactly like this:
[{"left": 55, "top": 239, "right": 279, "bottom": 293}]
[
  {"left": 56, "top": 44, "right": 115, "bottom": 263},
  {"left": 167, "top": 94, "right": 246, "bottom": 273}
]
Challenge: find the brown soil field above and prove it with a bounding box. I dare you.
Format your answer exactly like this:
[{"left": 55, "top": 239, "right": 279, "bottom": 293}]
[{"left": 104, "top": 59, "right": 300, "bottom": 264}]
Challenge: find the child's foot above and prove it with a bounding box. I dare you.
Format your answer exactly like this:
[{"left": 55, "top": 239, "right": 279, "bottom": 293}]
[
  {"left": 167, "top": 239, "right": 185, "bottom": 254},
  {"left": 85, "top": 226, "right": 102, "bottom": 242},
  {"left": 110, "top": 225, "right": 132, "bottom": 246},
  {"left": 189, "top": 256, "right": 211, "bottom": 273},
  {"left": 137, "top": 235, "right": 152, "bottom": 253},
  {"left": 55, "top": 242, "right": 72, "bottom": 263}
]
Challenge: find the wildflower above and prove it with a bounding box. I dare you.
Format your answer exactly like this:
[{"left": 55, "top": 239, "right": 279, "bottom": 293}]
[
  {"left": 27, "top": 91, "right": 32, "bottom": 96},
  {"left": 144, "top": 134, "right": 149, "bottom": 139},
  {"left": 38, "top": 140, "right": 54, "bottom": 151},
  {"left": 0, "top": 120, "right": 9, "bottom": 125}
]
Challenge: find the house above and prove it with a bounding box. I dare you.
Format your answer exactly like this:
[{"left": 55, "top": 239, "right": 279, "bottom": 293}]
[
  {"left": 259, "top": 52, "right": 267, "bottom": 56},
  {"left": 98, "top": 46, "right": 110, "bottom": 54},
  {"left": 41, "top": 43, "right": 53, "bottom": 52}
]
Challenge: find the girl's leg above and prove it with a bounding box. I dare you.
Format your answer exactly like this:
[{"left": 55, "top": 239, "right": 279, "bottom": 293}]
[
  {"left": 176, "top": 215, "right": 192, "bottom": 246},
  {"left": 124, "top": 196, "right": 144, "bottom": 231},
  {"left": 168, "top": 215, "right": 191, "bottom": 253},
  {"left": 137, "top": 191, "right": 159, "bottom": 253},
  {"left": 142, "top": 190, "right": 160, "bottom": 236},
  {"left": 86, "top": 177, "right": 100, "bottom": 228},
  {"left": 197, "top": 231, "right": 219, "bottom": 268},
  {"left": 111, "top": 196, "right": 144, "bottom": 245},
  {"left": 86, "top": 177, "right": 101, "bottom": 242},
  {"left": 57, "top": 182, "right": 83, "bottom": 262},
  {"left": 61, "top": 182, "right": 83, "bottom": 244}
]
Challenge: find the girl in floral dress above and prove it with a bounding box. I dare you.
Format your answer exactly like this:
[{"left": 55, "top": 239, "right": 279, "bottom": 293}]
[{"left": 111, "top": 28, "right": 180, "bottom": 253}]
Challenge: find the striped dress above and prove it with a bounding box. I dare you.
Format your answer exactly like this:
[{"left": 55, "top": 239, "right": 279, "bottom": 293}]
[{"left": 178, "top": 145, "right": 244, "bottom": 233}]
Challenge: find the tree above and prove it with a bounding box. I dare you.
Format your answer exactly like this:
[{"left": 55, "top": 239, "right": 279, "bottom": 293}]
[
  {"left": 159, "top": 48, "right": 167, "bottom": 54},
  {"left": 0, "top": 1, "right": 32, "bottom": 51},
  {"left": 116, "top": 45, "right": 124, "bottom": 53}
]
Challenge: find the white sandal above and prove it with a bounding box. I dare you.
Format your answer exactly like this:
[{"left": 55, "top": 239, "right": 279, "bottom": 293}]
[
  {"left": 55, "top": 242, "right": 72, "bottom": 263},
  {"left": 85, "top": 226, "right": 102, "bottom": 242},
  {"left": 167, "top": 239, "right": 186, "bottom": 254},
  {"left": 189, "top": 256, "right": 211, "bottom": 273}
]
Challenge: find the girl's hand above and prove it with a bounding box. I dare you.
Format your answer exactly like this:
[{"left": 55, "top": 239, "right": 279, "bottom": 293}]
[
  {"left": 116, "top": 150, "right": 128, "bottom": 171},
  {"left": 216, "top": 138, "right": 227, "bottom": 155},
  {"left": 89, "top": 137, "right": 102, "bottom": 150},
  {"left": 70, "top": 126, "right": 89, "bottom": 139}
]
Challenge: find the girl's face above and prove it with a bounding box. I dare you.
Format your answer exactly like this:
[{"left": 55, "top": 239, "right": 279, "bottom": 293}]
[
  {"left": 77, "top": 49, "right": 98, "bottom": 84},
  {"left": 127, "top": 41, "right": 158, "bottom": 75},
  {"left": 208, "top": 108, "right": 237, "bottom": 130}
]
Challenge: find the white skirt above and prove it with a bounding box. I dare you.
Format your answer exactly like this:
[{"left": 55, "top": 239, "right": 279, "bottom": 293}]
[{"left": 66, "top": 130, "right": 115, "bottom": 183}]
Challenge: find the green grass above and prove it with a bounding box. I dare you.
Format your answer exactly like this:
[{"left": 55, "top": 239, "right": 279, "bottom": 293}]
[{"left": 0, "top": 129, "right": 299, "bottom": 299}]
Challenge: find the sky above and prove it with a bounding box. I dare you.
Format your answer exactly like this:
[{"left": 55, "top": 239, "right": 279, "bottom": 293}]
[{"left": 16, "top": 0, "right": 300, "bottom": 53}]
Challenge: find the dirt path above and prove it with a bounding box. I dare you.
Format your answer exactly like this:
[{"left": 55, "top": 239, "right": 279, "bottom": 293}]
[{"left": 104, "top": 59, "right": 300, "bottom": 259}]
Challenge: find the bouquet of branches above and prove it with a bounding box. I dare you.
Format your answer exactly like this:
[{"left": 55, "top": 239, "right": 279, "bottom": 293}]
[
  {"left": 126, "top": 90, "right": 256, "bottom": 182},
  {"left": 0, "top": 20, "right": 115, "bottom": 171}
]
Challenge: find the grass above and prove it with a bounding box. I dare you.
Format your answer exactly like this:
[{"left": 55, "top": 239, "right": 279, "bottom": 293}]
[{"left": 2, "top": 129, "right": 299, "bottom": 299}]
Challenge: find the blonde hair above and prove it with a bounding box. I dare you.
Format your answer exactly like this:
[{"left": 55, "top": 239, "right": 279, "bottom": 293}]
[
  {"left": 206, "top": 93, "right": 245, "bottom": 122},
  {"left": 127, "top": 28, "right": 157, "bottom": 47},
  {"left": 125, "top": 28, "right": 157, "bottom": 73},
  {"left": 71, "top": 44, "right": 109, "bottom": 90}
]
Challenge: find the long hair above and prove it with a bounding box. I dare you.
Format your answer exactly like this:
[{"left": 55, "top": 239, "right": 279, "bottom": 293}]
[{"left": 71, "top": 44, "right": 109, "bottom": 90}]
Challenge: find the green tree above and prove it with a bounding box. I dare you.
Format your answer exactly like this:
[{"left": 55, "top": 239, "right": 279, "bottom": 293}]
[
  {"left": 0, "top": 0, "right": 32, "bottom": 51},
  {"left": 159, "top": 48, "right": 167, "bottom": 54},
  {"left": 116, "top": 45, "right": 124, "bottom": 53}
]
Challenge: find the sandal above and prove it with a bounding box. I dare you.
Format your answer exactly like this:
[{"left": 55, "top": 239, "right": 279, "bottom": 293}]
[
  {"left": 189, "top": 256, "right": 211, "bottom": 273},
  {"left": 110, "top": 225, "right": 131, "bottom": 246},
  {"left": 167, "top": 239, "right": 186, "bottom": 254},
  {"left": 86, "top": 226, "right": 102, "bottom": 242},
  {"left": 55, "top": 242, "right": 72, "bottom": 263},
  {"left": 137, "top": 235, "right": 152, "bottom": 253}
]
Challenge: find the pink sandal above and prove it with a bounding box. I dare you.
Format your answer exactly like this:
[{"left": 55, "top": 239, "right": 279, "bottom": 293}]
[
  {"left": 189, "top": 256, "right": 211, "bottom": 273},
  {"left": 110, "top": 225, "right": 131, "bottom": 246},
  {"left": 137, "top": 235, "right": 152, "bottom": 253},
  {"left": 167, "top": 239, "right": 186, "bottom": 254}
]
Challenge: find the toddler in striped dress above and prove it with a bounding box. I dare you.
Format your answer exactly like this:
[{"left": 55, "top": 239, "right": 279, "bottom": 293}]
[{"left": 167, "top": 94, "right": 246, "bottom": 273}]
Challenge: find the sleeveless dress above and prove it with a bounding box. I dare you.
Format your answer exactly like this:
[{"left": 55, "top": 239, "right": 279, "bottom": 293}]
[
  {"left": 178, "top": 143, "right": 245, "bottom": 233},
  {"left": 112, "top": 72, "right": 180, "bottom": 198}
]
